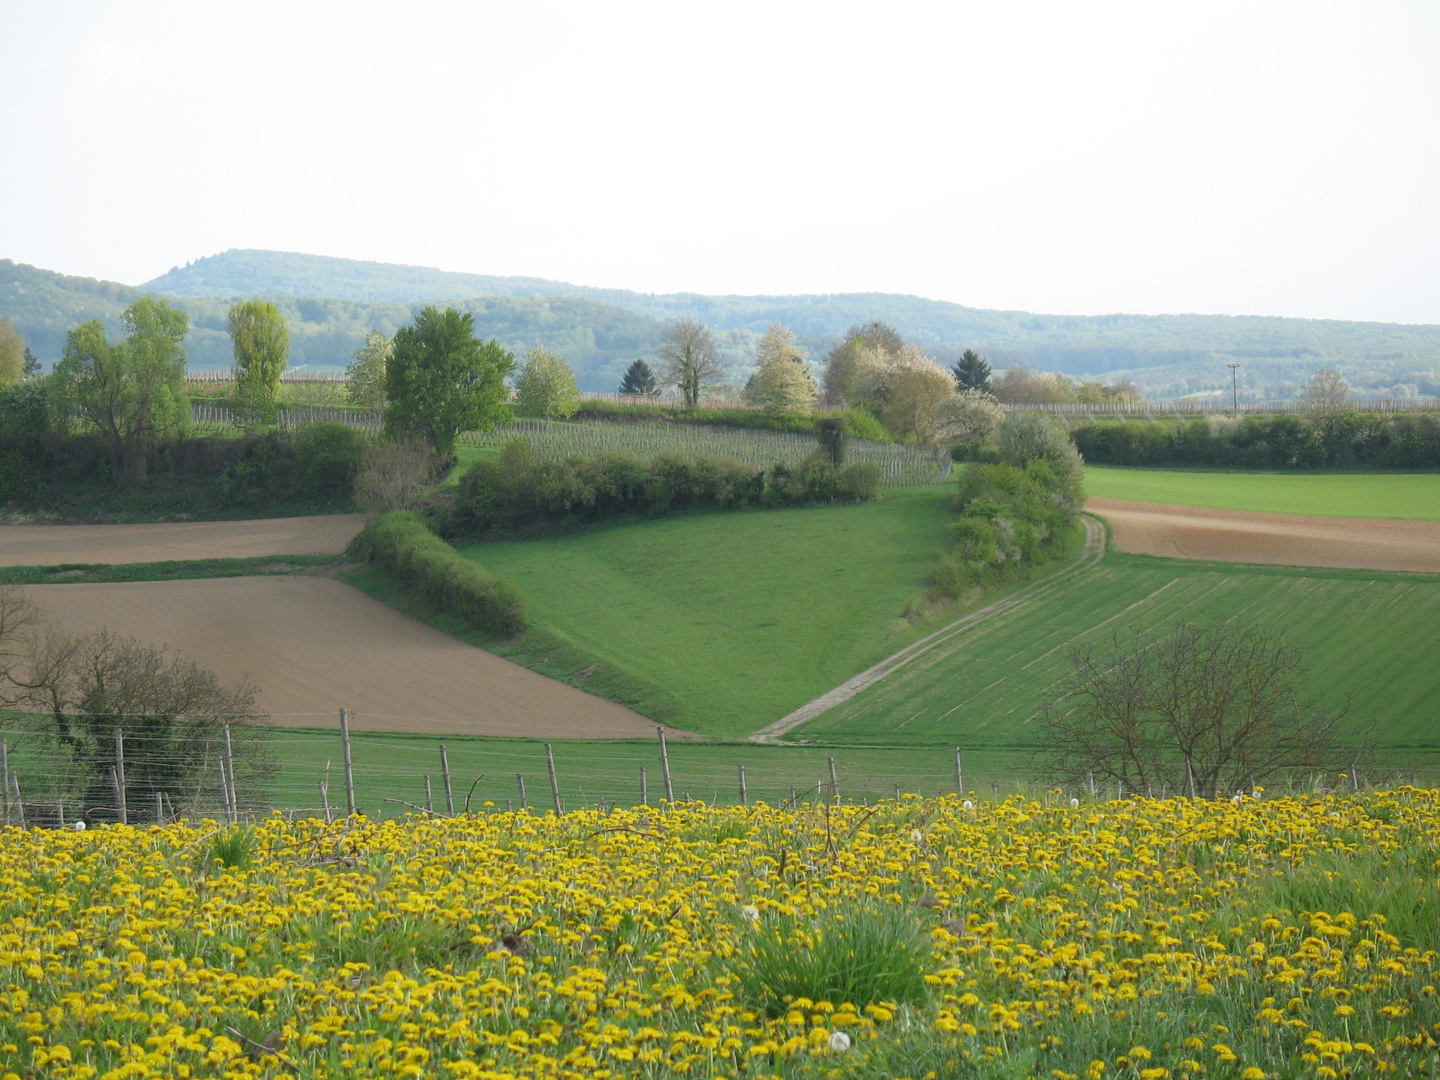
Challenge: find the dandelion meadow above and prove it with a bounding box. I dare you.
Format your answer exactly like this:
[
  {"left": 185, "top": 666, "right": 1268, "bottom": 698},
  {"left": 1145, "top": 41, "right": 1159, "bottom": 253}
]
[{"left": 2, "top": 790, "right": 1438, "bottom": 1079}]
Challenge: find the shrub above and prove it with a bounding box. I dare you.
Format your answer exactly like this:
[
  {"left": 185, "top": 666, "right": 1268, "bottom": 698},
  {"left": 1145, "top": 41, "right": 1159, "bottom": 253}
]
[
  {"left": 290, "top": 422, "right": 369, "bottom": 497},
  {"left": 353, "top": 438, "right": 440, "bottom": 514},
  {"left": 362, "top": 511, "right": 526, "bottom": 637}
]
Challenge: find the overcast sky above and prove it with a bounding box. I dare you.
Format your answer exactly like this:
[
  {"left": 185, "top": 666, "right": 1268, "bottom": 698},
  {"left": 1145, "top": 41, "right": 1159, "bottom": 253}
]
[{"left": 2, "top": 1, "right": 1437, "bottom": 323}]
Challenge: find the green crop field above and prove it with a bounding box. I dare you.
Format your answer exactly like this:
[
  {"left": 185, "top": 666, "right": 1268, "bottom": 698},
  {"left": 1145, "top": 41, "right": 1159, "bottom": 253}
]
[
  {"left": 258, "top": 730, "right": 1015, "bottom": 818},
  {"left": 796, "top": 551, "right": 1440, "bottom": 766},
  {"left": 456, "top": 487, "right": 1025, "bottom": 738},
  {"left": 1085, "top": 465, "right": 1440, "bottom": 518},
  {"left": 459, "top": 418, "right": 949, "bottom": 487}
]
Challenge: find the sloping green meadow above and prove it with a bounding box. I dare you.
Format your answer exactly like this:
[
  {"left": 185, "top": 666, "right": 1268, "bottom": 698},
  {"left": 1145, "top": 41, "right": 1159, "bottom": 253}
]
[
  {"left": 797, "top": 551, "right": 1440, "bottom": 759},
  {"left": 459, "top": 488, "right": 958, "bottom": 737},
  {"left": 1085, "top": 465, "right": 1440, "bottom": 518}
]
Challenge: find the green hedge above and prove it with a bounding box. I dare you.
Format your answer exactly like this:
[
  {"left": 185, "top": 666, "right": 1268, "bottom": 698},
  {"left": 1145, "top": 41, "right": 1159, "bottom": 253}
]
[
  {"left": 573, "top": 401, "right": 895, "bottom": 442},
  {"left": 1070, "top": 413, "right": 1440, "bottom": 468},
  {"left": 360, "top": 511, "right": 526, "bottom": 637},
  {"left": 443, "top": 442, "right": 883, "bottom": 539}
]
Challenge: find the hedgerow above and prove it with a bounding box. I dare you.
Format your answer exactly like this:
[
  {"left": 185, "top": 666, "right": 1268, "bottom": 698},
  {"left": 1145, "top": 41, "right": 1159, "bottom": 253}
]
[
  {"left": 359, "top": 510, "right": 526, "bottom": 636},
  {"left": 442, "top": 442, "right": 883, "bottom": 539}
]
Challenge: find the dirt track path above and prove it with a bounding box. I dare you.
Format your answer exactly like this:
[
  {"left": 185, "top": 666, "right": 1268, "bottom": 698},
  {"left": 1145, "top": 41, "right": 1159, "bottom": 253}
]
[
  {"left": 1089, "top": 498, "right": 1440, "bottom": 573},
  {"left": 0, "top": 515, "right": 367, "bottom": 567},
  {"left": 23, "top": 576, "right": 665, "bottom": 739},
  {"left": 748, "top": 514, "right": 1107, "bottom": 742}
]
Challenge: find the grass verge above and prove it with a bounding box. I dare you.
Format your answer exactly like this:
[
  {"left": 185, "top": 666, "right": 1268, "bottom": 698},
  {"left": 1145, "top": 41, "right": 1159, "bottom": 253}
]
[{"left": 0, "top": 553, "right": 344, "bottom": 585}]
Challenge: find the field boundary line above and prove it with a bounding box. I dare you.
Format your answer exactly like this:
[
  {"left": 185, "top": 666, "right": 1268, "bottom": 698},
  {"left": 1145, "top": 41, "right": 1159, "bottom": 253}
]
[{"left": 748, "top": 514, "right": 1108, "bottom": 743}]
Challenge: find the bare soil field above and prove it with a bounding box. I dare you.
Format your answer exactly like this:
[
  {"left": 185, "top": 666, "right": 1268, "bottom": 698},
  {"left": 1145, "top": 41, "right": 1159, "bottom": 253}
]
[
  {"left": 0, "top": 515, "right": 367, "bottom": 567},
  {"left": 22, "top": 577, "right": 663, "bottom": 739},
  {"left": 1089, "top": 497, "right": 1440, "bottom": 573}
]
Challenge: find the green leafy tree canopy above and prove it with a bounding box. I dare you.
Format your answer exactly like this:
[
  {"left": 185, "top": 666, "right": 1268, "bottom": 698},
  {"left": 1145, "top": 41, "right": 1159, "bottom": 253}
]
[
  {"left": 384, "top": 306, "right": 513, "bottom": 457},
  {"left": 51, "top": 297, "right": 190, "bottom": 483},
  {"left": 0, "top": 317, "right": 26, "bottom": 389},
  {"left": 228, "top": 301, "right": 290, "bottom": 425},
  {"left": 513, "top": 345, "right": 581, "bottom": 419},
  {"left": 346, "top": 329, "right": 392, "bottom": 410}
]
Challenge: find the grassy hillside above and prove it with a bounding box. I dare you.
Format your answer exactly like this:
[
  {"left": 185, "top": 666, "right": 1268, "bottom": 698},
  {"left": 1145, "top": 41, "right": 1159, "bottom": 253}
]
[
  {"left": 135, "top": 249, "right": 1440, "bottom": 398},
  {"left": 456, "top": 489, "right": 958, "bottom": 737},
  {"left": 1086, "top": 466, "right": 1440, "bottom": 519},
  {"left": 795, "top": 552, "right": 1440, "bottom": 764}
]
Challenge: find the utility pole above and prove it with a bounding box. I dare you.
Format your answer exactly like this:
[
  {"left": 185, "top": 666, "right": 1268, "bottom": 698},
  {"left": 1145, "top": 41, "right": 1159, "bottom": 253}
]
[{"left": 1226, "top": 363, "right": 1241, "bottom": 414}]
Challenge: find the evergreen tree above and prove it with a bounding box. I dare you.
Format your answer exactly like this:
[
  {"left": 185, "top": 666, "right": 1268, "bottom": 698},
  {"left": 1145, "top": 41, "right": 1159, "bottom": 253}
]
[
  {"left": 952, "top": 349, "right": 992, "bottom": 393},
  {"left": 22, "top": 347, "right": 40, "bottom": 378},
  {"left": 618, "top": 358, "right": 659, "bottom": 395}
]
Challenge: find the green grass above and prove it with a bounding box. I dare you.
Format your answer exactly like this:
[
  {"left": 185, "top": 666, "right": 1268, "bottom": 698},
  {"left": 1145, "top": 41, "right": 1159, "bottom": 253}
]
[
  {"left": 451, "top": 489, "right": 959, "bottom": 738},
  {"left": 259, "top": 729, "right": 1011, "bottom": 817},
  {"left": 1085, "top": 465, "right": 1440, "bottom": 519},
  {"left": 0, "top": 554, "right": 343, "bottom": 585},
  {"left": 797, "top": 551, "right": 1440, "bottom": 765}
]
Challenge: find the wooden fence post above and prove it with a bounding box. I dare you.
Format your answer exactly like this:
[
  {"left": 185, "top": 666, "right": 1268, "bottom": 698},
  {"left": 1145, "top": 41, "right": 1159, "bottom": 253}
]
[
  {"left": 155, "top": 791, "right": 164, "bottom": 825},
  {"left": 223, "top": 724, "right": 238, "bottom": 823},
  {"left": 110, "top": 765, "right": 123, "bottom": 825},
  {"left": 425, "top": 775, "right": 434, "bottom": 814},
  {"left": 545, "top": 743, "right": 562, "bottom": 816},
  {"left": 339, "top": 709, "right": 356, "bottom": 816},
  {"left": 828, "top": 758, "right": 839, "bottom": 804},
  {"left": 1, "top": 737, "right": 9, "bottom": 827},
  {"left": 738, "top": 765, "right": 747, "bottom": 806},
  {"left": 11, "top": 774, "right": 24, "bottom": 828},
  {"left": 640, "top": 766, "right": 648, "bottom": 806},
  {"left": 56, "top": 800, "right": 64, "bottom": 828},
  {"left": 516, "top": 773, "right": 527, "bottom": 809},
  {"left": 319, "top": 780, "right": 332, "bottom": 825},
  {"left": 954, "top": 747, "right": 963, "bottom": 796},
  {"left": 894, "top": 783, "right": 901, "bottom": 801},
  {"left": 114, "top": 728, "right": 128, "bottom": 825},
  {"left": 657, "top": 727, "right": 674, "bottom": 803},
  {"left": 440, "top": 745, "right": 454, "bottom": 815}
]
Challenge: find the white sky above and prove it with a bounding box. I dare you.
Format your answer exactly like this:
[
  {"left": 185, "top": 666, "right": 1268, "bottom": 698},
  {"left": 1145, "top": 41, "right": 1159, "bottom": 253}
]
[{"left": 2, "top": 0, "right": 1437, "bottom": 323}]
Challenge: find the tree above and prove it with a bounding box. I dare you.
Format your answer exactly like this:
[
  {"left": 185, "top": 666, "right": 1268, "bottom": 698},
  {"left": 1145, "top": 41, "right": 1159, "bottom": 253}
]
[
  {"left": 7, "top": 625, "right": 272, "bottom": 822},
  {"left": 384, "top": 306, "right": 514, "bottom": 458},
  {"left": 654, "top": 317, "right": 725, "bottom": 407},
  {"left": 618, "top": 359, "right": 659, "bottom": 396},
  {"left": 513, "top": 345, "right": 581, "bottom": 419},
  {"left": 991, "top": 367, "right": 1077, "bottom": 404},
  {"left": 997, "top": 410, "right": 1085, "bottom": 506},
  {"left": 1034, "top": 622, "right": 1359, "bottom": 796},
  {"left": 22, "top": 347, "right": 40, "bottom": 378},
  {"left": 822, "top": 321, "right": 905, "bottom": 407},
  {"left": 876, "top": 354, "right": 958, "bottom": 445},
  {"left": 51, "top": 297, "right": 189, "bottom": 483},
  {"left": 746, "top": 323, "right": 816, "bottom": 414},
  {"left": 0, "top": 317, "right": 25, "bottom": 388},
  {"left": 346, "top": 329, "right": 392, "bottom": 410},
  {"left": 952, "top": 349, "right": 992, "bottom": 393},
  {"left": 935, "top": 388, "right": 1002, "bottom": 449},
  {"left": 228, "top": 301, "right": 290, "bottom": 425},
  {"left": 1299, "top": 368, "right": 1353, "bottom": 414}
]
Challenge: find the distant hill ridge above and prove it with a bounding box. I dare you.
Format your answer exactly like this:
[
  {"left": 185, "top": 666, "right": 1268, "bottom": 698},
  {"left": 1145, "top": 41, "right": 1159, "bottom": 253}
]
[{"left": 3, "top": 251, "right": 1438, "bottom": 399}]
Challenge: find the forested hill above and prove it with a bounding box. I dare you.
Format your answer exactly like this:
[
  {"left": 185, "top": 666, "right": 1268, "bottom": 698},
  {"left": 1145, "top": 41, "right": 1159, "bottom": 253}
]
[
  {"left": 1, "top": 259, "right": 665, "bottom": 391},
  {"left": 6, "top": 250, "right": 1440, "bottom": 399},
  {"left": 141, "top": 250, "right": 1440, "bottom": 400}
]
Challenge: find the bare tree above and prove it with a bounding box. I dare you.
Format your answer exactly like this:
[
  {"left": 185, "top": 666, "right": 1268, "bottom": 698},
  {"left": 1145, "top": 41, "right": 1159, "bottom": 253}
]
[
  {"left": 1034, "top": 622, "right": 1361, "bottom": 796},
  {"left": 6, "top": 626, "right": 272, "bottom": 820},
  {"left": 1298, "top": 368, "right": 1353, "bottom": 414},
  {"left": 353, "top": 438, "right": 441, "bottom": 513},
  {"left": 654, "top": 317, "right": 726, "bottom": 407}
]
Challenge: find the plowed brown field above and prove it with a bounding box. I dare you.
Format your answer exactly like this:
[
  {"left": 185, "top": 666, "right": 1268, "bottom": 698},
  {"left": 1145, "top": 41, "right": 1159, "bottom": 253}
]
[
  {"left": 1089, "top": 497, "right": 1440, "bottom": 573},
  {"left": 22, "top": 577, "right": 663, "bottom": 738},
  {"left": 0, "top": 515, "right": 367, "bottom": 567}
]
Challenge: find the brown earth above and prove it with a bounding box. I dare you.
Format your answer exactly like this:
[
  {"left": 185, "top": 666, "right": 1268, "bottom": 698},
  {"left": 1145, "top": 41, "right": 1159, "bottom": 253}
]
[
  {"left": 22, "top": 577, "right": 665, "bottom": 739},
  {"left": 1088, "top": 497, "right": 1440, "bottom": 573},
  {"left": 0, "top": 514, "right": 367, "bottom": 567}
]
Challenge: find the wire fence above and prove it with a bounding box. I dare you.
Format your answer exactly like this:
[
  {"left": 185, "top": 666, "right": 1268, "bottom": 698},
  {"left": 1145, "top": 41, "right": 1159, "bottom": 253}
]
[{"left": 0, "top": 717, "right": 1420, "bottom": 829}]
